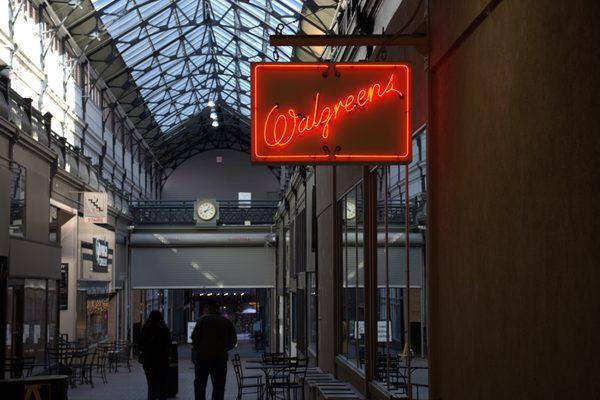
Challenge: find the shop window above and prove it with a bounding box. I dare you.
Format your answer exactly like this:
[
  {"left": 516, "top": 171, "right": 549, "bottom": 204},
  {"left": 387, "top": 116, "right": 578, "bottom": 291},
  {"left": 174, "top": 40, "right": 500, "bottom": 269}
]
[
  {"left": 374, "top": 164, "right": 428, "bottom": 391},
  {"left": 307, "top": 272, "right": 317, "bottom": 359},
  {"left": 339, "top": 182, "right": 365, "bottom": 370},
  {"left": 49, "top": 206, "right": 58, "bottom": 243},
  {"left": 85, "top": 293, "right": 109, "bottom": 344},
  {"left": 47, "top": 280, "right": 58, "bottom": 349},
  {"left": 9, "top": 162, "right": 26, "bottom": 237},
  {"left": 291, "top": 292, "right": 297, "bottom": 344},
  {"left": 22, "top": 279, "right": 47, "bottom": 365},
  {"left": 294, "top": 209, "right": 307, "bottom": 273}
]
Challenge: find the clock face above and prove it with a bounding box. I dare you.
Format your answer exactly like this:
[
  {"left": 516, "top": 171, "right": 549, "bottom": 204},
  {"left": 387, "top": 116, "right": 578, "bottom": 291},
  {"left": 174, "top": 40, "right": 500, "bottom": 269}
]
[{"left": 197, "top": 201, "right": 217, "bottom": 221}]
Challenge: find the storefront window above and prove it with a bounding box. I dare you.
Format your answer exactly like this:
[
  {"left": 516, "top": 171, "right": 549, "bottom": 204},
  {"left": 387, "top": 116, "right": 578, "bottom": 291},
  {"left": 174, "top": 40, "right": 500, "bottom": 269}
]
[
  {"left": 9, "top": 162, "right": 26, "bottom": 237},
  {"left": 374, "top": 156, "right": 428, "bottom": 391},
  {"left": 340, "top": 183, "right": 365, "bottom": 370},
  {"left": 47, "top": 280, "right": 58, "bottom": 349},
  {"left": 75, "top": 290, "right": 87, "bottom": 342},
  {"left": 49, "top": 206, "right": 58, "bottom": 243},
  {"left": 5, "top": 285, "right": 14, "bottom": 361},
  {"left": 5, "top": 278, "right": 58, "bottom": 376},
  {"left": 23, "top": 279, "right": 47, "bottom": 364},
  {"left": 307, "top": 272, "right": 317, "bottom": 360},
  {"left": 86, "top": 294, "right": 109, "bottom": 344}
]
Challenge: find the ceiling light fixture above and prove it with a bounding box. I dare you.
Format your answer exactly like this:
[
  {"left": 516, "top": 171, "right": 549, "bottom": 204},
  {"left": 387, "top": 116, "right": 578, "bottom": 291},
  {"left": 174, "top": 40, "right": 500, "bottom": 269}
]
[
  {"left": 210, "top": 112, "right": 217, "bottom": 119},
  {"left": 207, "top": 100, "right": 215, "bottom": 107},
  {"left": 212, "top": 121, "right": 219, "bottom": 128}
]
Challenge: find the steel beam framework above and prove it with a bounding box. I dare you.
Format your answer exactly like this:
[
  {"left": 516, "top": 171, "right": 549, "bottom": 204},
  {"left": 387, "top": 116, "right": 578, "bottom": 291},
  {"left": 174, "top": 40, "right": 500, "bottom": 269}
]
[{"left": 49, "top": 0, "right": 329, "bottom": 174}]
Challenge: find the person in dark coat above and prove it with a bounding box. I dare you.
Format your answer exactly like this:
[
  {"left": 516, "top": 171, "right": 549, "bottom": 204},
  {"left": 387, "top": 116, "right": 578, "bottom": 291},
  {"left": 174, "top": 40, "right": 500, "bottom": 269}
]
[
  {"left": 139, "top": 310, "right": 172, "bottom": 400},
  {"left": 192, "top": 300, "right": 237, "bottom": 400}
]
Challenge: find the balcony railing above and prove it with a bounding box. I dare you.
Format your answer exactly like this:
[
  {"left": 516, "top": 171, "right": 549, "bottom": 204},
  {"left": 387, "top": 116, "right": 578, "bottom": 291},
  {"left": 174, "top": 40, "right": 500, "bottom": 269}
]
[
  {"left": 130, "top": 200, "right": 278, "bottom": 225},
  {"left": 0, "top": 76, "right": 133, "bottom": 217},
  {"left": 0, "top": 76, "right": 52, "bottom": 146}
]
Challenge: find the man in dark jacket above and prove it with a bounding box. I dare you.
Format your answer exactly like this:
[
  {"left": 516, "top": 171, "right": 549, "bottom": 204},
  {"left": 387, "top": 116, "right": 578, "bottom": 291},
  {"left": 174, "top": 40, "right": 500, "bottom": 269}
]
[
  {"left": 192, "top": 300, "right": 237, "bottom": 400},
  {"left": 139, "top": 310, "right": 172, "bottom": 400}
]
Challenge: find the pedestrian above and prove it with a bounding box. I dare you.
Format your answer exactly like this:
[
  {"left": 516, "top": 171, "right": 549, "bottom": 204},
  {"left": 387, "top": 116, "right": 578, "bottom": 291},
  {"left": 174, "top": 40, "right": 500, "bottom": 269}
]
[
  {"left": 252, "top": 318, "right": 262, "bottom": 351},
  {"left": 192, "top": 300, "right": 238, "bottom": 400},
  {"left": 138, "top": 310, "right": 172, "bottom": 400}
]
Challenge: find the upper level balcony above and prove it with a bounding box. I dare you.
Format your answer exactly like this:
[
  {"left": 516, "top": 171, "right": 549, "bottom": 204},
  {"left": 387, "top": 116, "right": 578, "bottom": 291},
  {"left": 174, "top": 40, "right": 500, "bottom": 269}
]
[
  {"left": 130, "top": 200, "right": 279, "bottom": 226},
  {"left": 0, "top": 76, "right": 136, "bottom": 216}
]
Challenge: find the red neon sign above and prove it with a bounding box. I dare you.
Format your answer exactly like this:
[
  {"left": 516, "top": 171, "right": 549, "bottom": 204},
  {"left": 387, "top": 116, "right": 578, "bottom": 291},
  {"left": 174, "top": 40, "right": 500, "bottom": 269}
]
[{"left": 251, "top": 63, "right": 411, "bottom": 164}]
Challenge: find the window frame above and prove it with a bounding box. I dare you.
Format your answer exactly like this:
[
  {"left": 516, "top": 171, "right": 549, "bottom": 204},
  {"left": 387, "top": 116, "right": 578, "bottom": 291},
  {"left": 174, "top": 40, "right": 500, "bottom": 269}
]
[{"left": 9, "top": 161, "right": 27, "bottom": 238}]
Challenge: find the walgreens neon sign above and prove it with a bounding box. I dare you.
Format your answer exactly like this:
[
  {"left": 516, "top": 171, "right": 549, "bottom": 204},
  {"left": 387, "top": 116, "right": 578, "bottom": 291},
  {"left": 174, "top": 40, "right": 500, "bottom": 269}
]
[{"left": 251, "top": 63, "right": 412, "bottom": 164}]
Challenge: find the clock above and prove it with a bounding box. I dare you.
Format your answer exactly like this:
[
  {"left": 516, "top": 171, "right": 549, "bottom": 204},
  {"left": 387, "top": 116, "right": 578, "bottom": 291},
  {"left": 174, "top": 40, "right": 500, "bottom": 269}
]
[
  {"left": 196, "top": 200, "right": 217, "bottom": 221},
  {"left": 345, "top": 199, "right": 356, "bottom": 220}
]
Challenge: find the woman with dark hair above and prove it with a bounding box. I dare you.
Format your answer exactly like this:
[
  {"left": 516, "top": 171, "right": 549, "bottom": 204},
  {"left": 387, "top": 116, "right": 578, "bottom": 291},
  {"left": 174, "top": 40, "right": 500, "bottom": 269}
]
[{"left": 139, "top": 310, "right": 172, "bottom": 400}]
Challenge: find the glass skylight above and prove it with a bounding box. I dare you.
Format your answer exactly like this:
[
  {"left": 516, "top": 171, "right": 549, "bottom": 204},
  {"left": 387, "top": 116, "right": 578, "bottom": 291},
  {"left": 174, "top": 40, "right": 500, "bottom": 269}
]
[{"left": 90, "top": 0, "right": 306, "bottom": 134}]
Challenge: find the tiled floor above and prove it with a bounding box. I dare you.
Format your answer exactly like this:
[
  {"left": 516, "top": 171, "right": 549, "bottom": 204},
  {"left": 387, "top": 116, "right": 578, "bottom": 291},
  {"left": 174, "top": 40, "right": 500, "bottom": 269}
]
[
  {"left": 68, "top": 339, "right": 262, "bottom": 400},
  {"left": 67, "top": 339, "right": 429, "bottom": 400}
]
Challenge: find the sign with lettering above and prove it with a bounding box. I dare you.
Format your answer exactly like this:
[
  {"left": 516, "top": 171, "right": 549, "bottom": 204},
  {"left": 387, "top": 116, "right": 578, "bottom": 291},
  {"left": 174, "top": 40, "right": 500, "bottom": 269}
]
[
  {"left": 92, "top": 239, "right": 109, "bottom": 272},
  {"left": 83, "top": 192, "right": 108, "bottom": 223},
  {"left": 60, "top": 263, "right": 68, "bottom": 310},
  {"left": 251, "top": 63, "right": 411, "bottom": 164}
]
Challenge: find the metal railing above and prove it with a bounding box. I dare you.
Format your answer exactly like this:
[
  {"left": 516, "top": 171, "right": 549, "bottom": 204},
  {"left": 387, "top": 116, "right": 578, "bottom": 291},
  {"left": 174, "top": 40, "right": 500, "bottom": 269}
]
[
  {"left": 0, "top": 77, "right": 52, "bottom": 146},
  {"left": 0, "top": 76, "right": 134, "bottom": 217},
  {"left": 130, "top": 200, "right": 278, "bottom": 225}
]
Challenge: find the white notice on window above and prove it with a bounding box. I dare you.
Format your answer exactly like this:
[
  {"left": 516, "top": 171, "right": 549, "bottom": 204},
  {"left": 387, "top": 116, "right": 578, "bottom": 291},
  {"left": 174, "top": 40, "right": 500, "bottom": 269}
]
[
  {"left": 238, "top": 192, "right": 251, "bottom": 208},
  {"left": 377, "top": 321, "right": 392, "bottom": 342},
  {"left": 34, "top": 325, "right": 41, "bottom": 344},
  {"left": 23, "top": 324, "right": 29, "bottom": 343},
  {"left": 187, "top": 321, "right": 196, "bottom": 344}
]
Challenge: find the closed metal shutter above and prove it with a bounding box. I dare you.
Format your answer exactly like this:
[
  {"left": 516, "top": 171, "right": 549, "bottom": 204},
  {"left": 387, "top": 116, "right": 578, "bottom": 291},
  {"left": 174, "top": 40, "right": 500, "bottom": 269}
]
[{"left": 131, "top": 246, "right": 275, "bottom": 288}]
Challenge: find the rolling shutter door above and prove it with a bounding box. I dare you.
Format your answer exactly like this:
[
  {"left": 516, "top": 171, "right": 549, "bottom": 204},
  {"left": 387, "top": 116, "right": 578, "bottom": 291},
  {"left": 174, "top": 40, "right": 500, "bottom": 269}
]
[{"left": 131, "top": 246, "right": 275, "bottom": 288}]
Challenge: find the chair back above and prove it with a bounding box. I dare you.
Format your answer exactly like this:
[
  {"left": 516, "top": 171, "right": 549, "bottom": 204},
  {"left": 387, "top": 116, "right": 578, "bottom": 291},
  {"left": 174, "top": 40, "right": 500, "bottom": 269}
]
[
  {"left": 288, "top": 357, "right": 308, "bottom": 383},
  {"left": 261, "top": 352, "right": 285, "bottom": 364},
  {"left": 71, "top": 347, "right": 89, "bottom": 365},
  {"left": 231, "top": 354, "right": 243, "bottom": 385}
]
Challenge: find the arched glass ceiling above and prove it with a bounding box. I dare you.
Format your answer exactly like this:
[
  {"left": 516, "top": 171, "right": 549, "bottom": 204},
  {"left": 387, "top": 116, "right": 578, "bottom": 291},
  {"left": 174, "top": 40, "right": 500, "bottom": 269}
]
[{"left": 89, "top": 0, "right": 325, "bottom": 134}]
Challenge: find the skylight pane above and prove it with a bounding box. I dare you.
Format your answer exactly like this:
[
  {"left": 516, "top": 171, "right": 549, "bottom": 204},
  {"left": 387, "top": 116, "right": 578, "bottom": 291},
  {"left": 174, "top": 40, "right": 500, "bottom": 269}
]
[{"left": 94, "top": 0, "right": 303, "bottom": 134}]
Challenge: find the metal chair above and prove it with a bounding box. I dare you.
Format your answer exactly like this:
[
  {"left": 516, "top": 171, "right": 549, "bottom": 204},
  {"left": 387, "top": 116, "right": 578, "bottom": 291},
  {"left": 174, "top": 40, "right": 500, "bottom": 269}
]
[
  {"left": 232, "top": 353, "right": 264, "bottom": 400},
  {"left": 70, "top": 347, "right": 89, "bottom": 388},
  {"left": 47, "top": 348, "right": 73, "bottom": 376},
  {"left": 87, "top": 347, "right": 109, "bottom": 384},
  {"left": 268, "top": 357, "right": 308, "bottom": 400},
  {"left": 4, "top": 356, "right": 35, "bottom": 378},
  {"left": 109, "top": 340, "right": 132, "bottom": 372}
]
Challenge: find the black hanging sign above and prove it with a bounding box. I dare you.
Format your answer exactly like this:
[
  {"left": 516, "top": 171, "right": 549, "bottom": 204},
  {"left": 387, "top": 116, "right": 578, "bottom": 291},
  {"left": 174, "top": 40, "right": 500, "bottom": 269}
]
[{"left": 60, "top": 263, "right": 68, "bottom": 310}]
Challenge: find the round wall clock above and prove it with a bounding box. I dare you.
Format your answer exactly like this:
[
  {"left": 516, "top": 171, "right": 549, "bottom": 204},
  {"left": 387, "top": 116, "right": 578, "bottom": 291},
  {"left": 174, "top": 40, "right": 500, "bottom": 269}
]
[{"left": 197, "top": 200, "right": 217, "bottom": 221}]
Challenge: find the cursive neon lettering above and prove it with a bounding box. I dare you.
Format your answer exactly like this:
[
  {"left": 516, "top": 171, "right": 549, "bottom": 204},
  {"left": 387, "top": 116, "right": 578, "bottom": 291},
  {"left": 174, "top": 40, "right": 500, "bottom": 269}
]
[
  {"left": 298, "top": 114, "right": 311, "bottom": 134},
  {"left": 344, "top": 94, "right": 356, "bottom": 112},
  {"left": 263, "top": 73, "right": 403, "bottom": 148},
  {"left": 356, "top": 89, "right": 367, "bottom": 107}
]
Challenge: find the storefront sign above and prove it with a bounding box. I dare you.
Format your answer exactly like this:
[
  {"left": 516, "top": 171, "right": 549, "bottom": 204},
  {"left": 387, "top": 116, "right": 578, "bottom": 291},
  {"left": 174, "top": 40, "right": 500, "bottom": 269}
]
[
  {"left": 83, "top": 192, "right": 108, "bottom": 223},
  {"left": 92, "top": 239, "right": 109, "bottom": 272},
  {"left": 60, "top": 263, "right": 68, "bottom": 310},
  {"left": 251, "top": 63, "right": 411, "bottom": 164}
]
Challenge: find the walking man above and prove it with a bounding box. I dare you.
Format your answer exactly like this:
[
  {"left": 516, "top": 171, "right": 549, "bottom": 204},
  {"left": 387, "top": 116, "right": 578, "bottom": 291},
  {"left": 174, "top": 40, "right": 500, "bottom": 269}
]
[{"left": 192, "top": 300, "right": 238, "bottom": 400}]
